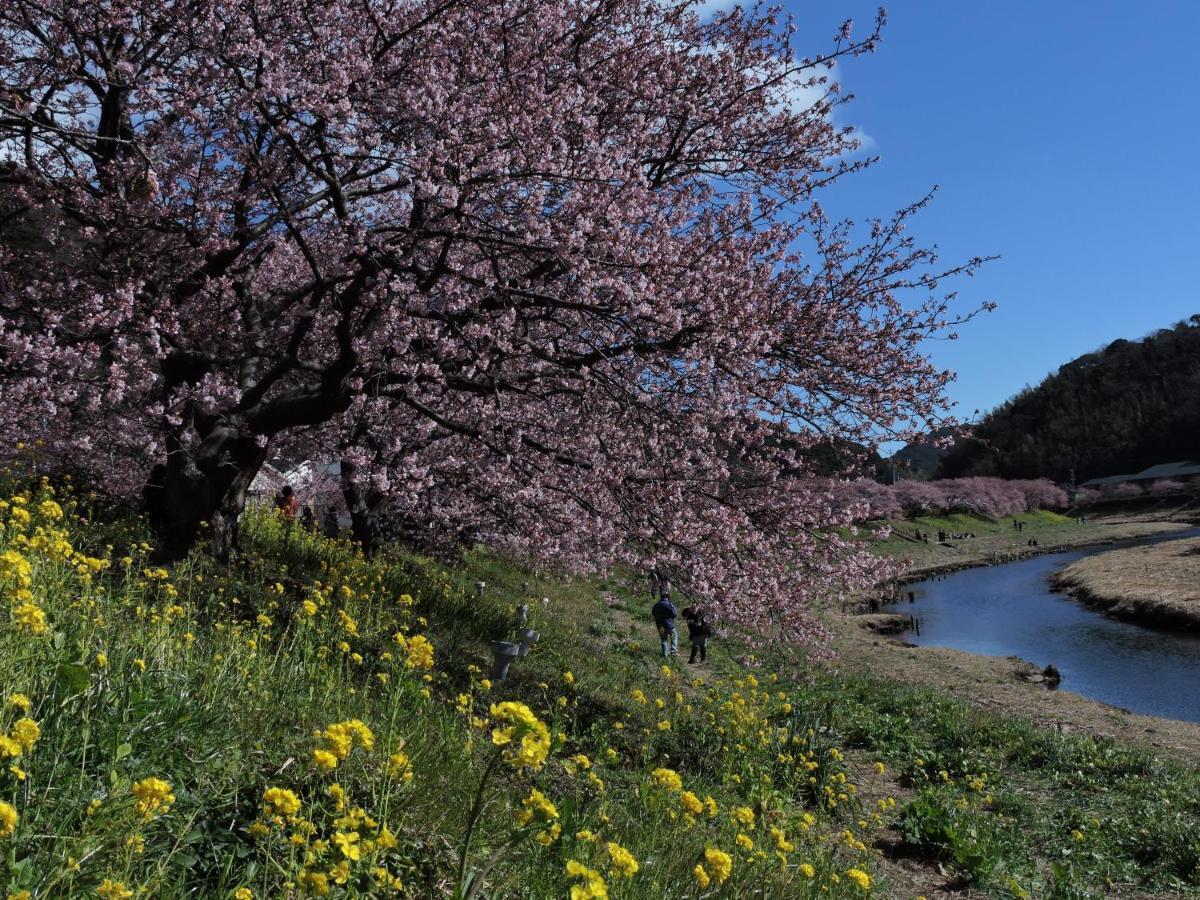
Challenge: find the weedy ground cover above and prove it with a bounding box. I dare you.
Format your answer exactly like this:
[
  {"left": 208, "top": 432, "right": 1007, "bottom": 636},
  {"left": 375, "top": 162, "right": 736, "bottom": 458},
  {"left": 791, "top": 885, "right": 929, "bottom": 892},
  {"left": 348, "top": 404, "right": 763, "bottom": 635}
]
[{"left": 1, "top": 478, "right": 1198, "bottom": 898}]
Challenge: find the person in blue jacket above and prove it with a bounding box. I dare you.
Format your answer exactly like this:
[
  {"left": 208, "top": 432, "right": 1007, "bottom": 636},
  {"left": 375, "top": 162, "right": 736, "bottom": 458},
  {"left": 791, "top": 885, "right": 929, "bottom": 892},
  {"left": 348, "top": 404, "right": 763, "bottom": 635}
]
[{"left": 651, "top": 594, "right": 678, "bottom": 658}]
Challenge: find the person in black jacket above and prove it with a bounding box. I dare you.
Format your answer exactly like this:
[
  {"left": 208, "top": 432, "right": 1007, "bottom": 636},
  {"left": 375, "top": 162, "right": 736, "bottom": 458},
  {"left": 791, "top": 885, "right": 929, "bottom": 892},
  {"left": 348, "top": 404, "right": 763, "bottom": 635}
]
[{"left": 682, "top": 606, "right": 712, "bottom": 664}]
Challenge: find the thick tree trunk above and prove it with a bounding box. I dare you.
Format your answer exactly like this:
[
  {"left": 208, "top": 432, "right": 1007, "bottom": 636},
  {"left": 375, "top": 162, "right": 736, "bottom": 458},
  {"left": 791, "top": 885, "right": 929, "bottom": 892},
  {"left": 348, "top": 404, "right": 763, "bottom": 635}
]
[
  {"left": 155, "top": 424, "right": 268, "bottom": 561},
  {"left": 340, "top": 457, "right": 382, "bottom": 557}
]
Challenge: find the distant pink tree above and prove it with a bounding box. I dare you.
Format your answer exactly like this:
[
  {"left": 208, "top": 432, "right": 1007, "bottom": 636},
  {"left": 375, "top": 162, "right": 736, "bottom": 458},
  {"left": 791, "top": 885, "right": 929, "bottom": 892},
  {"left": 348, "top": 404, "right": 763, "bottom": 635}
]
[
  {"left": 1105, "top": 482, "right": 1145, "bottom": 499},
  {"left": 892, "top": 480, "right": 950, "bottom": 517},
  {"left": 0, "top": 0, "right": 989, "bottom": 640},
  {"left": 1016, "top": 479, "right": 1069, "bottom": 511},
  {"left": 940, "top": 477, "right": 1022, "bottom": 518},
  {"left": 1148, "top": 479, "right": 1185, "bottom": 494},
  {"left": 828, "top": 479, "right": 904, "bottom": 522}
]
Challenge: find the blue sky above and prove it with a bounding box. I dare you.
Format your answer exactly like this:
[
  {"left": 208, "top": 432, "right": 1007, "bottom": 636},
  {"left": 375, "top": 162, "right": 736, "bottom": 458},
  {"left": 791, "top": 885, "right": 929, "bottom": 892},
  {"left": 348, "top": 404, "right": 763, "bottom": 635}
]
[{"left": 759, "top": 1, "right": 1200, "bottom": 433}]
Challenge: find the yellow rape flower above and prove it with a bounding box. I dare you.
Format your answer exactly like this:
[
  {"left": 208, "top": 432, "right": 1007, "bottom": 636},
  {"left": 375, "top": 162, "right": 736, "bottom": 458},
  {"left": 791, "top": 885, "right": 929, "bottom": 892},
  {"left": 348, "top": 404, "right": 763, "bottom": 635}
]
[
  {"left": 693, "top": 864, "right": 710, "bottom": 888},
  {"left": 313, "top": 749, "right": 339, "bottom": 771},
  {"left": 11, "top": 719, "right": 38, "bottom": 753},
  {"left": 388, "top": 750, "right": 413, "bottom": 782},
  {"left": 131, "top": 777, "right": 175, "bottom": 818},
  {"left": 0, "top": 800, "right": 17, "bottom": 838},
  {"left": 298, "top": 869, "right": 331, "bottom": 895},
  {"left": 489, "top": 702, "right": 550, "bottom": 772},
  {"left": 680, "top": 791, "right": 703, "bottom": 816},
  {"left": 96, "top": 880, "right": 133, "bottom": 900},
  {"left": 704, "top": 848, "right": 732, "bottom": 885},
  {"left": 606, "top": 841, "right": 639, "bottom": 878},
  {"left": 515, "top": 788, "right": 559, "bottom": 827},
  {"left": 332, "top": 831, "right": 361, "bottom": 861},
  {"left": 12, "top": 603, "right": 48, "bottom": 635},
  {"left": 262, "top": 787, "right": 302, "bottom": 818},
  {"left": 845, "top": 868, "right": 871, "bottom": 890},
  {"left": 651, "top": 767, "right": 683, "bottom": 792},
  {"left": 565, "top": 859, "right": 608, "bottom": 900}
]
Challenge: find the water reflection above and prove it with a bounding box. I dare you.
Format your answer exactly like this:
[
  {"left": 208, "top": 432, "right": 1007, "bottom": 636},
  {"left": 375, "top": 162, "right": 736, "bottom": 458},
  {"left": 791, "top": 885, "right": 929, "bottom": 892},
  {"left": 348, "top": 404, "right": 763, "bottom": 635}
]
[{"left": 905, "top": 529, "right": 1200, "bottom": 722}]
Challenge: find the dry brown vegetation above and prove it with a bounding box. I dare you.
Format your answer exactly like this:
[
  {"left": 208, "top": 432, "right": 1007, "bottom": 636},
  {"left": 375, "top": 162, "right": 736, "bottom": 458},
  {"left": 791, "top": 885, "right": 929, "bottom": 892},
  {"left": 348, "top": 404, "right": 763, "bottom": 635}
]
[{"left": 1053, "top": 536, "right": 1200, "bottom": 629}]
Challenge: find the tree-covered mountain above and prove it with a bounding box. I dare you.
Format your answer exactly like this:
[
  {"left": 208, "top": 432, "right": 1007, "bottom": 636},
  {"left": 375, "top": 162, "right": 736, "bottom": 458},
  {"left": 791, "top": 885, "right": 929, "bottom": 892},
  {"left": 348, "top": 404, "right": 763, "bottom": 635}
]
[{"left": 939, "top": 316, "right": 1200, "bottom": 482}]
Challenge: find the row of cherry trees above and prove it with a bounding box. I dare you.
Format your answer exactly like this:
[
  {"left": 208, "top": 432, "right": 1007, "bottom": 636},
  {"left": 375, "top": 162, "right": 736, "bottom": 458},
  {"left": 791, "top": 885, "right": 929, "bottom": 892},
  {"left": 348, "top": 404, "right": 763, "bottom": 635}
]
[
  {"left": 0, "top": 0, "right": 990, "bottom": 642},
  {"left": 1075, "top": 479, "right": 1192, "bottom": 504},
  {"left": 827, "top": 476, "right": 1068, "bottom": 522}
]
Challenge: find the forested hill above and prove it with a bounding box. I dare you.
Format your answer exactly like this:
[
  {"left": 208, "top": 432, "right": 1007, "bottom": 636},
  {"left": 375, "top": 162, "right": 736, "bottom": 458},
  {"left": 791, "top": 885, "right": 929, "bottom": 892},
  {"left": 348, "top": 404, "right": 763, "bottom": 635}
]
[{"left": 939, "top": 316, "right": 1200, "bottom": 482}]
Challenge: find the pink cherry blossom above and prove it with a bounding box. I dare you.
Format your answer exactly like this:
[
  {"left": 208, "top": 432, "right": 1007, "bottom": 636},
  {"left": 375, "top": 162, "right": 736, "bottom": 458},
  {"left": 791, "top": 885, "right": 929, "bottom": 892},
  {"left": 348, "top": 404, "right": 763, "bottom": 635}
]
[{"left": 0, "top": 0, "right": 990, "bottom": 644}]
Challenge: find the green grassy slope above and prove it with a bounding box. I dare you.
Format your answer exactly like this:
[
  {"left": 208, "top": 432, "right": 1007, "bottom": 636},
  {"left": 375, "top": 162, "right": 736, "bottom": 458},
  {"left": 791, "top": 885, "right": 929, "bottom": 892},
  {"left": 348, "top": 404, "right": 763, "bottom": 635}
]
[{"left": 2, "top": 483, "right": 1198, "bottom": 898}]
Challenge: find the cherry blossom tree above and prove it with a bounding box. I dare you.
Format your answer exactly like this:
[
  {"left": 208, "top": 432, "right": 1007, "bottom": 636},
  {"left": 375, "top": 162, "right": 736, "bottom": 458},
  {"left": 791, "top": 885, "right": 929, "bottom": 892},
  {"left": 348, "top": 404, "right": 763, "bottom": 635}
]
[
  {"left": 0, "top": 0, "right": 988, "bottom": 639},
  {"left": 1105, "top": 482, "right": 1144, "bottom": 499},
  {"left": 1148, "top": 478, "right": 1184, "bottom": 495},
  {"left": 1016, "top": 478, "right": 1068, "bottom": 511}
]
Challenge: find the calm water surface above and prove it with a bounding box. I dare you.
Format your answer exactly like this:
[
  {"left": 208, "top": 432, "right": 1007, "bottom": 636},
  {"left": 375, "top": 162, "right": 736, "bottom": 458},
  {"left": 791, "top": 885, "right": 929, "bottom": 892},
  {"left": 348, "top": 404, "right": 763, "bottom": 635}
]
[{"left": 905, "top": 528, "right": 1200, "bottom": 723}]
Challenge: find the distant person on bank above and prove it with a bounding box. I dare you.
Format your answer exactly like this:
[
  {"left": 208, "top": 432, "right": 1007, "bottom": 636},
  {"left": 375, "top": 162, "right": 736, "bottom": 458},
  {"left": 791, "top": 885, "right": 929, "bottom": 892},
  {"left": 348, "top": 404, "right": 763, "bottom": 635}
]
[{"left": 652, "top": 594, "right": 678, "bottom": 659}]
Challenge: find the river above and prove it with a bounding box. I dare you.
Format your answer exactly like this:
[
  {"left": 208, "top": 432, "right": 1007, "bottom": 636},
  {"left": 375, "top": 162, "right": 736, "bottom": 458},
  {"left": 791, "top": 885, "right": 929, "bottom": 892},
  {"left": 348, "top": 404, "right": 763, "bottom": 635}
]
[{"left": 903, "top": 528, "right": 1200, "bottom": 724}]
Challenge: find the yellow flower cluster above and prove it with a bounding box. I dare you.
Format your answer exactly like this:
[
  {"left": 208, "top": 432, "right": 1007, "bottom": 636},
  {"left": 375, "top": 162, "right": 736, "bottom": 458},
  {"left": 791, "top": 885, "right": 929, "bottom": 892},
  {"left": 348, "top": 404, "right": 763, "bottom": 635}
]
[
  {"left": 845, "top": 867, "right": 871, "bottom": 890},
  {"left": 704, "top": 846, "right": 733, "bottom": 885},
  {"left": 393, "top": 632, "right": 435, "bottom": 670},
  {"left": 11, "top": 602, "right": 47, "bottom": 635},
  {"left": 312, "top": 719, "right": 375, "bottom": 772},
  {"left": 387, "top": 744, "right": 414, "bottom": 783},
  {"left": 489, "top": 702, "right": 550, "bottom": 772},
  {"left": 0, "top": 717, "right": 38, "bottom": 759},
  {"left": 515, "top": 787, "right": 560, "bottom": 845},
  {"left": 96, "top": 879, "right": 133, "bottom": 900},
  {"left": 131, "top": 777, "right": 175, "bottom": 818},
  {"left": 651, "top": 767, "right": 683, "bottom": 792},
  {"left": 605, "top": 841, "right": 638, "bottom": 878},
  {"left": 262, "top": 787, "right": 302, "bottom": 819},
  {"left": 0, "top": 800, "right": 17, "bottom": 839},
  {"left": 565, "top": 859, "right": 608, "bottom": 899}
]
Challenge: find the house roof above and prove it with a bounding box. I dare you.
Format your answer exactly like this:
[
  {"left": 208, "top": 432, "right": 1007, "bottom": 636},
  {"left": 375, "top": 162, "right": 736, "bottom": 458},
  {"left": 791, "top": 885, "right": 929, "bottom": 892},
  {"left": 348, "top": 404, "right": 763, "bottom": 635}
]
[{"left": 1080, "top": 460, "right": 1200, "bottom": 487}]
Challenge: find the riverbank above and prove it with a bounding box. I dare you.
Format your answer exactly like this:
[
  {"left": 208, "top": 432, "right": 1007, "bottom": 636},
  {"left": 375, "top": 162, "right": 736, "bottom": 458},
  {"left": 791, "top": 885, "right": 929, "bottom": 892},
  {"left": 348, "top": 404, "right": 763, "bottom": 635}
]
[
  {"left": 875, "top": 509, "right": 1192, "bottom": 581},
  {"left": 830, "top": 511, "right": 1200, "bottom": 768},
  {"left": 1052, "top": 536, "right": 1200, "bottom": 630},
  {"left": 829, "top": 612, "right": 1200, "bottom": 766}
]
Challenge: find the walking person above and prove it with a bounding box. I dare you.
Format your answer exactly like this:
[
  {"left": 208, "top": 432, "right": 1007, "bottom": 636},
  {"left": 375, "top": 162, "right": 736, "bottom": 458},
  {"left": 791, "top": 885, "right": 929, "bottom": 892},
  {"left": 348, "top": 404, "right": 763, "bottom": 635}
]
[
  {"left": 322, "top": 507, "right": 340, "bottom": 539},
  {"left": 651, "top": 593, "right": 678, "bottom": 659},
  {"left": 273, "top": 485, "right": 299, "bottom": 521},
  {"left": 682, "top": 606, "right": 712, "bottom": 664}
]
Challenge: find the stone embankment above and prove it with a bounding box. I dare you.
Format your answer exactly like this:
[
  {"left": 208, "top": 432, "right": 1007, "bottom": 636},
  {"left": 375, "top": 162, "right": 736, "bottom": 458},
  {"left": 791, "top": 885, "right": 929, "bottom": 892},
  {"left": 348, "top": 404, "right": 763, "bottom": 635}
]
[{"left": 1051, "top": 536, "right": 1200, "bottom": 630}]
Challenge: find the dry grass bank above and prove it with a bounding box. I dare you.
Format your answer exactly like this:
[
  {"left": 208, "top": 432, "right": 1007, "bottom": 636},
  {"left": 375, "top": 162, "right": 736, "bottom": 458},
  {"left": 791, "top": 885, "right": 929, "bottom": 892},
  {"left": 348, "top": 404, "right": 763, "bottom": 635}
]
[{"left": 1052, "top": 536, "right": 1200, "bottom": 629}]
